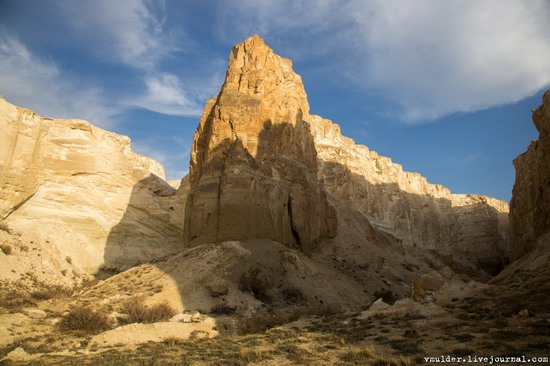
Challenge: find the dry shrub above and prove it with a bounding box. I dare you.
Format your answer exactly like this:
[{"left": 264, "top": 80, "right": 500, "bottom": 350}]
[
  {"left": 120, "top": 297, "right": 176, "bottom": 324},
  {"left": 162, "top": 336, "right": 185, "bottom": 346},
  {"left": 31, "top": 284, "right": 73, "bottom": 300},
  {"left": 0, "top": 289, "right": 34, "bottom": 309},
  {"left": 1, "top": 244, "right": 12, "bottom": 255},
  {"left": 374, "top": 289, "right": 397, "bottom": 305},
  {"left": 0, "top": 222, "right": 12, "bottom": 234},
  {"left": 210, "top": 303, "right": 236, "bottom": 315},
  {"left": 58, "top": 306, "right": 112, "bottom": 334},
  {"left": 281, "top": 287, "right": 305, "bottom": 304}
]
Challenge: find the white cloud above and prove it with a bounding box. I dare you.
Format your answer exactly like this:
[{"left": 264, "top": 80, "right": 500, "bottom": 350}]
[
  {"left": 126, "top": 73, "right": 202, "bottom": 116},
  {"left": 217, "top": 0, "right": 550, "bottom": 122},
  {"left": 58, "top": 0, "right": 173, "bottom": 69},
  {"left": 55, "top": 0, "right": 205, "bottom": 117},
  {"left": 0, "top": 35, "right": 117, "bottom": 127},
  {"left": 354, "top": 0, "right": 550, "bottom": 122}
]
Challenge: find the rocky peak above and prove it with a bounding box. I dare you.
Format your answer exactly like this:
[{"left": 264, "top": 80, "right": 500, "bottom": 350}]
[
  {"left": 224, "top": 35, "right": 309, "bottom": 111},
  {"left": 184, "top": 35, "right": 336, "bottom": 249}
]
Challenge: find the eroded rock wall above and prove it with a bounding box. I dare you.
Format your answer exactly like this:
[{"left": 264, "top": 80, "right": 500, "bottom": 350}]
[
  {"left": 309, "top": 115, "right": 510, "bottom": 274},
  {"left": 0, "top": 97, "right": 184, "bottom": 273},
  {"left": 510, "top": 90, "right": 550, "bottom": 260},
  {"left": 185, "top": 35, "right": 336, "bottom": 250}
]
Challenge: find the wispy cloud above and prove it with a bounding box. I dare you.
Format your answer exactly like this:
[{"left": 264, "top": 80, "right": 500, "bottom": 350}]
[
  {"left": 0, "top": 34, "right": 118, "bottom": 127},
  {"left": 125, "top": 73, "right": 202, "bottom": 116},
  {"left": 217, "top": 0, "right": 550, "bottom": 122},
  {"left": 57, "top": 0, "right": 173, "bottom": 69},
  {"left": 57, "top": 0, "right": 203, "bottom": 117}
]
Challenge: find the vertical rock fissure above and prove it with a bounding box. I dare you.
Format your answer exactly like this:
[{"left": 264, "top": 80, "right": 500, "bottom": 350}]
[{"left": 287, "top": 195, "right": 302, "bottom": 251}]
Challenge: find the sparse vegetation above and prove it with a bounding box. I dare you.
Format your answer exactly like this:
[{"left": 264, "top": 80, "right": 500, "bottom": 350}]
[
  {"left": 0, "top": 289, "right": 34, "bottom": 309},
  {"left": 58, "top": 306, "right": 112, "bottom": 334},
  {"left": 374, "top": 288, "right": 397, "bottom": 305},
  {"left": 120, "top": 297, "right": 176, "bottom": 324},
  {"left": 340, "top": 345, "right": 412, "bottom": 365},
  {"left": 281, "top": 287, "right": 305, "bottom": 304},
  {"left": 0, "top": 222, "right": 13, "bottom": 234},
  {"left": 31, "top": 284, "right": 73, "bottom": 300}
]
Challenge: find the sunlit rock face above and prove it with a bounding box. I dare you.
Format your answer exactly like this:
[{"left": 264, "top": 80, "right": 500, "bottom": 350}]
[
  {"left": 185, "top": 35, "right": 337, "bottom": 250},
  {"left": 510, "top": 90, "right": 550, "bottom": 260},
  {"left": 0, "top": 97, "right": 184, "bottom": 273},
  {"left": 308, "top": 114, "right": 510, "bottom": 275}
]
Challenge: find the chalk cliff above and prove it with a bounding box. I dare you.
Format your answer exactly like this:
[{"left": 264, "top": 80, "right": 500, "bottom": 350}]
[{"left": 0, "top": 97, "right": 184, "bottom": 274}]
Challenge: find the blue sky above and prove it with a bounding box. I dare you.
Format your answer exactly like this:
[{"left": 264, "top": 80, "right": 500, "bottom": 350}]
[{"left": 1, "top": 0, "right": 549, "bottom": 201}]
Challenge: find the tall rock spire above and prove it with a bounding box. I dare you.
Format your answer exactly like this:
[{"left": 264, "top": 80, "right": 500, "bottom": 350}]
[{"left": 184, "top": 35, "right": 337, "bottom": 249}]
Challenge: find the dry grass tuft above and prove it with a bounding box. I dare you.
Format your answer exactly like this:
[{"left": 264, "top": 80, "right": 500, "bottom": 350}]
[
  {"left": 120, "top": 297, "right": 176, "bottom": 324},
  {"left": 58, "top": 306, "right": 112, "bottom": 334},
  {"left": 31, "top": 284, "right": 73, "bottom": 300}
]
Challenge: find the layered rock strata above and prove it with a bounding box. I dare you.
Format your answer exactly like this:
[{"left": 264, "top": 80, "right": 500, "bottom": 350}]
[
  {"left": 184, "top": 35, "right": 337, "bottom": 250},
  {"left": 309, "top": 110, "right": 510, "bottom": 274},
  {"left": 510, "top": 90, "right": 550, "bottom": 260},
  {"left": 0, "top": 97, "right": 183, "bottom": 273}
]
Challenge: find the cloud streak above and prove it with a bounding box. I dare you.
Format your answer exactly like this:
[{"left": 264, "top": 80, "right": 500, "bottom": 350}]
[
  {"left": 0, "top": 34, "right": 118, "bottom": 128},
  {"left": 217, "top": 0, "right": 550, "bottom": 122},
  {"left": 57, "top": 0, "right": 203, "bottom": 117},
  {"left": 125, "top": 73, "right": 202, "bottom": 116},
  {"left": 58, "top": 0, "right": 172, "bottom": 69}
]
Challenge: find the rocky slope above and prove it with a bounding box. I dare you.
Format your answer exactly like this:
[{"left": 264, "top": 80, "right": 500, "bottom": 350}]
[
  {"left": 0, "top": 96, "right": 185, "bottom": 281},
  {"left": 510, "top": 91, "right": 550, "bottom": 260}
]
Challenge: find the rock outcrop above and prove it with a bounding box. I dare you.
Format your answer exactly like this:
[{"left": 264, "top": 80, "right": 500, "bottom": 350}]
[
  {"left": 0, "top": 97, "right": 184, "bottom": 274},
  {"left": 309, "top": 116, "right": 510, "bottom": 274},
  {"left": 185, "top": 35, "right": 509, "bottom": 274},
  {"left": 510, "top": 90, "right": 550, "bottom": 260},
  {"left": 184, "top": 35, "right": 336, "bottom": 250}
]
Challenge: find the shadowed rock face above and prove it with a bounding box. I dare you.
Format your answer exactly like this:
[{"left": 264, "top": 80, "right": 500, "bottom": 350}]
[
  {"left": 510, "top": 90, "right": 550, "bottom": 260},
  {"left": 184, "top": 35, "right": 337, "bottom": 250},
  {"left": 308, "top": 115, "right": 510, "bottom": 275}
]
